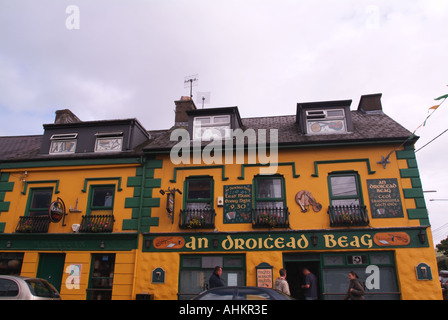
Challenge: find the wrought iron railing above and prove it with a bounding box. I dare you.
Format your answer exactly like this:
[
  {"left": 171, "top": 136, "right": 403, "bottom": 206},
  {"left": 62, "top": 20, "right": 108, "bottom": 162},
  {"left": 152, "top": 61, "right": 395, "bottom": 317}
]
[
  {"left": 252, "top": 207, "right": 290, "bottom": 228},
  {"left": 179, "top": 209, "right": 216, "bottom": 229},
  {"left": 328, "top": 205, "right": 369, "bottom": 227},
  {"left": 80, "top": 214, "right": 115, "bottom": 233},
  {"left": 15, "top": 216, "right": 50, "bottom": 233}
]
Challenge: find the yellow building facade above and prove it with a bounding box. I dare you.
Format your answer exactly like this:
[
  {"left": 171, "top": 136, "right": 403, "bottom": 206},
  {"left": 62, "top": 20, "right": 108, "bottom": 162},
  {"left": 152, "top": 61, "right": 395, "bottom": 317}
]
[{"left": 0, "top": 95, "right": 442, "bottom": 300}]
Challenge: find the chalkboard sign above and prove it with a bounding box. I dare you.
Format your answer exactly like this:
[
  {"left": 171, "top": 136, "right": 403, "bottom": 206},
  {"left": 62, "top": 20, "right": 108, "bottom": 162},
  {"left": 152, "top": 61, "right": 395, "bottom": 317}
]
[
  {"left": 223, "top": 185, "right": 252, "bottom": 224},
  {"left": 367, "top": 178, "right": 404, "bottom": 218}
]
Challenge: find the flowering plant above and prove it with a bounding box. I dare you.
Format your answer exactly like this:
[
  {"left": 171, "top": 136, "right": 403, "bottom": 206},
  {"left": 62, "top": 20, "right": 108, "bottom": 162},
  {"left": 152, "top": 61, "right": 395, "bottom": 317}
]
[
  {"left": 188, "top": 217, "right": 204, "bottom": 229},
  {"left": 258, "top": 212, "right": 278, "bottom": 228}
]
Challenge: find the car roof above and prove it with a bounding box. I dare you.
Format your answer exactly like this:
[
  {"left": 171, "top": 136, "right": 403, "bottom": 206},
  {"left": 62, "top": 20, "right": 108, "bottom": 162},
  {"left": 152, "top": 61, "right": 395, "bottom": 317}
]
[{"left": 0, "top": 275, "right": 45, "bottom": 281}]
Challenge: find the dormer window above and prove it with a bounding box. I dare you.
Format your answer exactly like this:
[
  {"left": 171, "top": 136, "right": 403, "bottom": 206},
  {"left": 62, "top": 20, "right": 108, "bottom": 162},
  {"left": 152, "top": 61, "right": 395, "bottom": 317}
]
[
  {"left": 95, "top": 132, "right": 123, "bottom": 152},
  {"left": 306, "top": 109, "right": 347, "bottom": 134},
  {"left": 193, "top": 115, "right": 231, "bottom": 140},
  {"left": 297, "top": 100, "right": 353, "bottom": 135},
  {"left": 49, "top": 133, "right": 77, "bottom": 154}
]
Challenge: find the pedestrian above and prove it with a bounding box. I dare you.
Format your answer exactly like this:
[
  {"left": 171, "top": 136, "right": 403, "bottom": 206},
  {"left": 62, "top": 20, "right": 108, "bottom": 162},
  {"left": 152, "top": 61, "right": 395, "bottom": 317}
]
[
  {"left": 274, "top": 268, "right": 291, "bottom": 295},
  {"left": 209, "top": 266, "right": 225, "bottom": 289},
  {"left": 301, "top": 267, "right": 318, "bottom": 300},
  {"left": 343, "top": 271, "right": 365, "bottom": 300}
]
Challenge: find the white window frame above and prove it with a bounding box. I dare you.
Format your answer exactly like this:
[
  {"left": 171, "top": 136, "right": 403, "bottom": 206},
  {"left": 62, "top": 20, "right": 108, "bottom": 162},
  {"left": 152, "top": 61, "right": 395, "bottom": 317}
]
[
  {"left": 94, "top": 132, "right": 123, "bottom": 152},
  {"left": 306, "top": 109, "right": 347, "bottom": 134},
  {"left": 49, "top": 133, "right": 78, "bottom": 154},
  {"left": 193, "top": 115, "right": 231, "bottom": 140}
]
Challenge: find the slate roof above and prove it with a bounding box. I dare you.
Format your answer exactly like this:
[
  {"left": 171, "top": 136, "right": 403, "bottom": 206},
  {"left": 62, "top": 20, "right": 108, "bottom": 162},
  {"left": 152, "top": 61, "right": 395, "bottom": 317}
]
[
  {"left": 0, "top": 110, "right": 414, "bottom": 162},
  {"left": 144, "top": 110, "right": 414, "bottom": 151}
]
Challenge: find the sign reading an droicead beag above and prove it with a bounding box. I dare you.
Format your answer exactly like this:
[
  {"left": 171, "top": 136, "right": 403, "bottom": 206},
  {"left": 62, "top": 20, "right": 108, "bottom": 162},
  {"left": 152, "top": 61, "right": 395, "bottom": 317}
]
[{"left": 367, "top": 178, "right": 404, "bottom": 218}]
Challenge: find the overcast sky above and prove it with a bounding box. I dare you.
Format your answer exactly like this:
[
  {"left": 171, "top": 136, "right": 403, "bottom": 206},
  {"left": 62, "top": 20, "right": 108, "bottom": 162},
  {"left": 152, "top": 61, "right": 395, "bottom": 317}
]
[{"left": 1, "top": 0, "right": 448, "bottom": 246}]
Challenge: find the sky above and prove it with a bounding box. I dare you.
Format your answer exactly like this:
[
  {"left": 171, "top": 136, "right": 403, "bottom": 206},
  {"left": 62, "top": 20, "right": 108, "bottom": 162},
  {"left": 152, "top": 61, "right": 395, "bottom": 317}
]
[{"left": 1, "top": 0, "right": 448, "bottom": 246}]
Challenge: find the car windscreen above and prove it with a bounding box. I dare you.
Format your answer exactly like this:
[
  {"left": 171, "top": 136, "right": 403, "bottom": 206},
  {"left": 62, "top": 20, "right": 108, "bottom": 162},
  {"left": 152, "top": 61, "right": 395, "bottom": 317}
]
[{"left": 25, "top": 279, "right": 60, "bottom": 298}]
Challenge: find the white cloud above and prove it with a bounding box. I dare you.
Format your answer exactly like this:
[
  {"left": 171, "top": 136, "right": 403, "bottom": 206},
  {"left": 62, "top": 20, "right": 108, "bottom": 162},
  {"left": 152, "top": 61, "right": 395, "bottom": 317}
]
[{"left": 1, "top": 0, "right": 448, "bottom": 244}]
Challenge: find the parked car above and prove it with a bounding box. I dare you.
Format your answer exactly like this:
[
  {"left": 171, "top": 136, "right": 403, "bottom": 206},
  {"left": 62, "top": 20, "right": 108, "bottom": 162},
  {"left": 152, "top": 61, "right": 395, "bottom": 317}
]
[
  {"left": 0, "top": 275, "right": 61, "bottom": 300},
  {"left": 192, "top": 286, "right": 294, "bottom": 300}
]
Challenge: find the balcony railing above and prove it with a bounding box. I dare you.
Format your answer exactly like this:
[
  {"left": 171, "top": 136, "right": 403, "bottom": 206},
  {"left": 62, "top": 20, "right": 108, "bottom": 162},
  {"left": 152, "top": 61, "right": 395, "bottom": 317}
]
[
  {"left": 179, "top": 209, "right": 216, "bottom": 229},
  {"left": 328, "top": 205, "right": 369, "bottom": 227},
  {"left": 80, "top": 214, "right": 115, "bottom": 233},
  {"left": 252, "top": 207, "right": 290, "bottom": 228},
  {"left": 15, "top": 216, "right": 50, "bottom": 233}
]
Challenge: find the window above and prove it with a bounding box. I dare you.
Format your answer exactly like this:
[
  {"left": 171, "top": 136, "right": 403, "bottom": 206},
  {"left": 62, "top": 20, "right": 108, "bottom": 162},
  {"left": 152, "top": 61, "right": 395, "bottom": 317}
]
[
  {"left": 49, "top": 133, "right": 77, "bottom": 154},
  {"left": 0, "top": 279, "right": 19, "bottom": 297},
  {"left": 90, "top": 186, "right": 115, "bottom": 211},
  {"left": 193, "top": 115, "right": 231, "bottom": 140},
  {"left": 95, "top": 132, "right": 123, "bottom": 152},
  {"left": 327, "top": 172, "right": 369, "bottom": 227},
  {"left": 254, "top": 176, "right": 285, "bottom": 209},
  {"left": 306, "top": 109, "right": 347, "bottom": 134},
  {"left": 328, "top": 173, "right": 362, "bottom": 207},
  {"left": 185, "top": 178, "right": 213, "bottom": 210},
  {"left": 88, "top": 254, "right": 115, "bottom": 300},
  {"left": 179, "top": 255, "right": 245, "bottom": 300},
  {"left": 253, "top": 176, "right": 288, "bottom": 228},
  {"left": 25, "top": 279, "right": 60, "bottom": 299},
  {"left": 28, "top": 188, "right": 53, "bottom": 216},
  {"left": 0, "top": 253, "right": 24, "bottom": 275}
]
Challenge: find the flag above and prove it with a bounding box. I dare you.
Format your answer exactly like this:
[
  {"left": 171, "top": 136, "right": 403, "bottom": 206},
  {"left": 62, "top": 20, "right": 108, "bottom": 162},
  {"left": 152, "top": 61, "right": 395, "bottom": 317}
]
[
  {"left": 435, "top": 93, "right": 448, "bottom": 101},
  {"left": 428, "top": 105, "right": 439, "bottom": 112}
]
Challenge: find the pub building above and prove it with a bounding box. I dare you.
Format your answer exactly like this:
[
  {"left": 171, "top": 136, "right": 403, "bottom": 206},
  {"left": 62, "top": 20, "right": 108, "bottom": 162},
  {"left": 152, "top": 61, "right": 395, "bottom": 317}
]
[{"left": 0, "top": 94, "right": 442, "bottom": 300}]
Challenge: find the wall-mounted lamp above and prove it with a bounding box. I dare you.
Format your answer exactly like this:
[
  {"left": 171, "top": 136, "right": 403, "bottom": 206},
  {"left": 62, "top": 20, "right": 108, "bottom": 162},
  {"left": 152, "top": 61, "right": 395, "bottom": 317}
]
[
  {"left": 100, "top": 241, "right": 105, "bottom": 249},
  {"left": 212, "top": 237, "right": 219, "bottom": 249},
  {"left": 145, "top": 239, "right": 152, "bottom": 249},
  {"left": 417, "top": 229, "right": 427, "bottom": 244},
  {"left": 310, "top": 234, "right": 318, "bottom": 247},
  {"left": 6, "top": 241, "right": 11, "bottom": 248}
]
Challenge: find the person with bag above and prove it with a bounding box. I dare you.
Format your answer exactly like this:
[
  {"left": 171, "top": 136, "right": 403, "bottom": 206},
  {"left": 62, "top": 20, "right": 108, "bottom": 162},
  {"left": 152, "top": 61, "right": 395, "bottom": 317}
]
[{"left": 343, "top": 271, "right": 365, "bottom": 300}]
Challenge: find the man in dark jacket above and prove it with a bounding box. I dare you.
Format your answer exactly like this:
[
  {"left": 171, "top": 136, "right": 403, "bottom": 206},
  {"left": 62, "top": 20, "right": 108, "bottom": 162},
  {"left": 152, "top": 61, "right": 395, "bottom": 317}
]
[{"left": 209, "top": 266, "right": 225, "bottom": 288}]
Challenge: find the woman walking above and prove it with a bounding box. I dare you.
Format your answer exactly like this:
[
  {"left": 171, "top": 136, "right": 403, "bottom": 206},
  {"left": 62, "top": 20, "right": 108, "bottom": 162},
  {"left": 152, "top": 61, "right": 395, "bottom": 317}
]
[{"left": 343, "top": 271, "right": 365, "bottom": 300}]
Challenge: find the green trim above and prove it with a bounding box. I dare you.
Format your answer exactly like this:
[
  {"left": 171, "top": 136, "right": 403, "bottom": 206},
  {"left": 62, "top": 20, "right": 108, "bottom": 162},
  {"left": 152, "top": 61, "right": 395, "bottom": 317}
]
[
  {"left": 396, "top": 146, "right": 428, "bottom": 224},
  {"left": 170, "top": 165, "right": 228, "bottom": 183},
  {"left": 0, "top": 173, "right": 14, "bottom": 226},
  {"left": 238, "top": 162, "right": 300, "bottom": 180},
  {"left": 123, "top": 158, "right": 162, "bottom": 232},
  {"left": 0, "top": 157, "right": 141, "bottom": 170},
  {"left": 81, "top": 177, "right": 123, "bottom": 193},
  {"left": 22, "top": 180, "right": 60, "bottom": 195},
  {"left": 0, "top": 232, "right": 138, "bottom": 251},
  {"left": 312, "top": 159, "right": 376, "bottom": 177}
]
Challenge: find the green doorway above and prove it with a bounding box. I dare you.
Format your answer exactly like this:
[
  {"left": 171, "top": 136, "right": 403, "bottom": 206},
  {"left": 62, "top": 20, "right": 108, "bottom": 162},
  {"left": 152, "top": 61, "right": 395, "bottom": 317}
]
[
  {"left": 283, "top": 253, "right": 321, "bottom": 300},
  {"left": 36, "top": 253, "right": 66, "bottom": 292}
]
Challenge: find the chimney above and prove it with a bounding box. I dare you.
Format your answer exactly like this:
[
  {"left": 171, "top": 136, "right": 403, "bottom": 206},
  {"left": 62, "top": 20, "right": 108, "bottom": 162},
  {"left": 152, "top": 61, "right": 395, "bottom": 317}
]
[
  {"left": 357, "top": 93, "right": 383, "bottom": 114},
  {"left": 54, "top": 109, "right": 82, "bottom": 124},
  {"left": 174, "top": 96, "right": 197, "bottom": 126}
]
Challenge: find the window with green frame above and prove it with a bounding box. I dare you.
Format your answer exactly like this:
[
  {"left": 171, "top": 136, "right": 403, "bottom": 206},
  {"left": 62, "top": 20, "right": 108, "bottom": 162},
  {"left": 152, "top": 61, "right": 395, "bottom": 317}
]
[
  {"left": 27, "top": 188, "right": 53, "bottom": 216},
  {"left": 88, "top": 185, "right": 115, "bottom": 213},
  {"left": 184, "top": 177, "right": 213, "bottom": 210},
  {"left": 178, "top": 254, "right": 245, "bottom": 300},
  {"left": 327, "top": 172, "right": 363, "bottom": 207},
  {"left": 253, "top": 175, "right": 286, "bottom": 209}
]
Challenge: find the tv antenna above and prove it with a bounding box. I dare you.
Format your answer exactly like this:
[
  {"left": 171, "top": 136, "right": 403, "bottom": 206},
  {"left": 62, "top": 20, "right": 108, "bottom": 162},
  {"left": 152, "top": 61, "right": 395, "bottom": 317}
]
[
  {"left": 197, "top": 92, "right": 211, "bottom": 109},
  {"left": 184, "top": 74, "right": 198, "bottom": 98}
]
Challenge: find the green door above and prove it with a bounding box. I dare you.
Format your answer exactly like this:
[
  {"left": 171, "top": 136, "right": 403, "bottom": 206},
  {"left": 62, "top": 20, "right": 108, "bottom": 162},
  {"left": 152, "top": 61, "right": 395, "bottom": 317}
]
[{"left": 37, "top": 253, "right": 66, "bottom": 292}]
